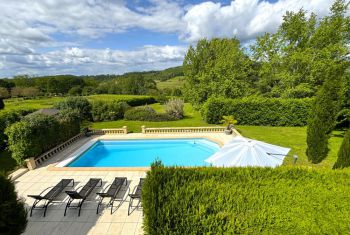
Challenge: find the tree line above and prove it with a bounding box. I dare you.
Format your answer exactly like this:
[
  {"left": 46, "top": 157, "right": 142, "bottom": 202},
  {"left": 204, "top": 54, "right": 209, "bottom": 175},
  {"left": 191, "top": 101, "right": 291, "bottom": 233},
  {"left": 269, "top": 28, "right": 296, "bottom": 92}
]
[{"left": 0, "top": 66, "right": 183, "bottom": 98}]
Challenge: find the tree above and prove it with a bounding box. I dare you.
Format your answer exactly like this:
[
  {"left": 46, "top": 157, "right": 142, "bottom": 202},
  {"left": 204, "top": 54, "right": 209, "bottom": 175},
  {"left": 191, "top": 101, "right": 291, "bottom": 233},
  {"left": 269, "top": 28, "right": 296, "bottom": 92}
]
[
  {"left": 0, "top": 172, "right": 27, "bottom": 234},
  {"left": 183, "top": 38, "right": 256, "bottom": 107},
  {"left": 21, "top": 87, "right": 40, "bottom": 97},
  {"left": 333, "top": 129, "right": 350, "bottom": 169},
  {"left": 306, "top": 74, "right": 342, "bottom": 163}
]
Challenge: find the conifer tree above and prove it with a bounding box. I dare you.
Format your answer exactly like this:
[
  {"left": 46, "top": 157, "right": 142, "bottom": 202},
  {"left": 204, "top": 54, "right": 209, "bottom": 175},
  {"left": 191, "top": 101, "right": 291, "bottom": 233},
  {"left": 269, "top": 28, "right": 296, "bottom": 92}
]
[{"left": 333, "top": 129, "right": 350, "bottom": 169}]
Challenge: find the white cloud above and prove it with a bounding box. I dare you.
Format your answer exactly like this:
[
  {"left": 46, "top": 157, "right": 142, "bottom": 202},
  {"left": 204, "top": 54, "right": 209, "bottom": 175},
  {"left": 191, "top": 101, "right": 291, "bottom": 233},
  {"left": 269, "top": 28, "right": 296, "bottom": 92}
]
[
  {"left": 1, "top": 45, "right": 187, "bottom": 76},
  {"left": 182, "top": 0, "right": 336, "bottom": 42}
]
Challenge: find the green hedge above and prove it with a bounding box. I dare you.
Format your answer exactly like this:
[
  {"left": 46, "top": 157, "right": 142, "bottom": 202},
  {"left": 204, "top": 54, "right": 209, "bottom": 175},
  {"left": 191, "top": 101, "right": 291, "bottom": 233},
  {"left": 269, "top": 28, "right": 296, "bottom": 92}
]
[
  {"left": 143, "top": 166, "right": 350, "bottom": 234},
  {"left": 5, "top": 112, "right": 80, "bottom": 164},
  {"left": 0, "top": 109, "right": 35, "bottom": 150},
  {"left": 88, "top": 95, "right": 156, "bottom": 107},
  {"left": 202, "top": 97, "right": 313, "bottom": 126}
]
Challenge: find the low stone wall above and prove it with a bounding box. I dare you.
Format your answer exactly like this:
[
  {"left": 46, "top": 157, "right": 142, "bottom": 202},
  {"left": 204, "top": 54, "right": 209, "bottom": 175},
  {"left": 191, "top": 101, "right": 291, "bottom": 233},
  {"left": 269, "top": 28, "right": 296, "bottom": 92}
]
[{"left": 141, "top": 126, "right": 228, "bottom": 134}]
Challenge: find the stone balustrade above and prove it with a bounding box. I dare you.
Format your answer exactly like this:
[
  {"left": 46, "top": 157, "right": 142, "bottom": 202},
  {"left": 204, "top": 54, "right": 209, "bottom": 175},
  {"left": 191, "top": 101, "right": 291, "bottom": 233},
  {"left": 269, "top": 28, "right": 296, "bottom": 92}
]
[
  {"left": 141, "top": 126, "right": 227, "bottom": 134},
  {"left": 91, "top": 126, "right": 128, "bottom": 135}
]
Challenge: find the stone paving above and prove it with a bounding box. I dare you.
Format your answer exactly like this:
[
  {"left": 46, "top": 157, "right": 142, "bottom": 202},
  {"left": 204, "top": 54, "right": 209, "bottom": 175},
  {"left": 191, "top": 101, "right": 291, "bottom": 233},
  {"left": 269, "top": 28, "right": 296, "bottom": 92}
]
[{"left": 14, "top": 133, "right": 234, "bottom": 235}]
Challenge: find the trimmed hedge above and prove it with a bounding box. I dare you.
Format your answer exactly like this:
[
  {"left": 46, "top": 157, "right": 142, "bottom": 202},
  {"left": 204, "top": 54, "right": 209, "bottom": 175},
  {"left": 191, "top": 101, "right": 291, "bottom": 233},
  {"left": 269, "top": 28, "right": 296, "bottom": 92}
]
[
  {"left": 202, "top": 97, "right": 313, "bottom": 126},
  {"left": 143, "top": 166, "right": 350, "bottom": 234},
  {"left": 88, "top": 95, "right": 156, "bottom": 107},
  {"left": 5, "top": 112, "right": 80, "bottom": 164}
]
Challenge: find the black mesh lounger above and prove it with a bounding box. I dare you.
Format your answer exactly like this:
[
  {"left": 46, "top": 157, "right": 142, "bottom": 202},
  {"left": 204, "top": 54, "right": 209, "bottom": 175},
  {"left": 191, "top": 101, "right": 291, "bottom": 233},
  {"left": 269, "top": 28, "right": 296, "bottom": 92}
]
[
  {"left": 128, "top": 178, "right": 145, "bottom": 215},
  {"left": 96, "top": 177, "right": 128, "bottom": 214},
  {"left": 64, "top": 178, "right": 102, "bottom": 216},
  {"left": 28, "top": 179, "right": 74, "bottom": 217}
]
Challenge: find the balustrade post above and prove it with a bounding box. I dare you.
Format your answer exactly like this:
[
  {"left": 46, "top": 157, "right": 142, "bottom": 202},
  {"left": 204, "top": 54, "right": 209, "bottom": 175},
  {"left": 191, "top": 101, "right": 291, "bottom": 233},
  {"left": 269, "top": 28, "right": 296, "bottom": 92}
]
[
  {"left": 25, "top": 157, "right": 37, "bottom": 170},
  {"left": 141, "top": 125, "right": 146, "bottom": 134}
]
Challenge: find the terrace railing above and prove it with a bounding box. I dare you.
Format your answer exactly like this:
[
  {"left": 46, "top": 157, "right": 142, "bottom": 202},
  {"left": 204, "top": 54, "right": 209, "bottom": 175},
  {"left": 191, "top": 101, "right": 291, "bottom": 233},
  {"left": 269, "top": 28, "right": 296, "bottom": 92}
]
[
  {"left": 141, "top": 126, "right": 227, "bottom": 134},
  {"left": 91, "top": 126, "right": 128, "bottom": 135}
]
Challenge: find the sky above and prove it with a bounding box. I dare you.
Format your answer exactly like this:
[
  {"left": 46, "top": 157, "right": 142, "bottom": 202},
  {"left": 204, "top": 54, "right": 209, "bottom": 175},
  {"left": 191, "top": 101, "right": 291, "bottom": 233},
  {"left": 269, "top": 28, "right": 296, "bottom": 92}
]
[{"left": 0, "top": 0, "right": 337, "bottom": 77}]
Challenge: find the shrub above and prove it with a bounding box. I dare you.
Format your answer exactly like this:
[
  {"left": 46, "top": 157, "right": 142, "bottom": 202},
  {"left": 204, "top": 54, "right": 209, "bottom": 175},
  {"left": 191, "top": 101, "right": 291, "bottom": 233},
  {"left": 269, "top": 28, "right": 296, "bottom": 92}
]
[
  {"left": 5, "top": 113, "right": 80, "bottom": 164},
  {"left": 55, "top": 96, "right": 92, "bottom": 120},
  {"left": 143, "top": 166, "right": 350, "bottom": 234},
  {"left": 202, "top": 97, "right": 312, "bottom": 126},
  {"left": 0, "top": 98, "right": 4, "bottom": 109},
  {"left": 165, "top": 98, "right": 184, "bottom": 120},
  {"left": 124, "top": 106, "right": 174, "bottom": 122},
  {"left": 333, "top": 129, "right": 350, "bottom": 169},
  {"left": 0, "top": 172, "right": 27, "bottom": 234},
  {"left": 0, "top": 109, "right": 35, "bottom": 150},
  {"left": 92, "top": 101, "right": 130, "bottom": 121}
]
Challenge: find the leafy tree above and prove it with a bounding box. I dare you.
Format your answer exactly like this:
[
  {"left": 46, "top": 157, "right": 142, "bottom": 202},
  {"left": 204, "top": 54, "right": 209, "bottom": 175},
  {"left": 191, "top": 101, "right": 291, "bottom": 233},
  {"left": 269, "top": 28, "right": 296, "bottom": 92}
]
[
  {"left": 333, "top": 129, "right": 350, "bottom": 169},
  {"left": 0, "top": 172, "right": 27, "bottom": 234},
  {"left": 68, "top": 86, "right": 82, "bottom": 96},
  {"left": 183, "top": 38, "right": 256, "bottom": 107}
]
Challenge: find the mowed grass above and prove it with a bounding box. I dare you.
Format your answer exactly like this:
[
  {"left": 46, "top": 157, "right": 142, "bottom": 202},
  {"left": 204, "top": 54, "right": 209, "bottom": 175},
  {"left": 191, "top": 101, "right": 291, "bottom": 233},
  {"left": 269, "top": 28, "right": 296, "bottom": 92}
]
[
  {"left": 156, "top": 76, "right": 186, "bottom": 90},
  {"left": 237, "top": 125, "right": 344, "bottom": 168},
  {"left": 90, "top": 103, "right": 216, "bottom": 132}
]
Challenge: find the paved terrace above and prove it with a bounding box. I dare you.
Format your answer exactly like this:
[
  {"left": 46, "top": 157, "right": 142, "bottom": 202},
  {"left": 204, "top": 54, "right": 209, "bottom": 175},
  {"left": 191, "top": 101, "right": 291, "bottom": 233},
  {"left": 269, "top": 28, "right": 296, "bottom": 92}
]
[{"left": 14, "top": 133, "right": 235, "bottom": 235}]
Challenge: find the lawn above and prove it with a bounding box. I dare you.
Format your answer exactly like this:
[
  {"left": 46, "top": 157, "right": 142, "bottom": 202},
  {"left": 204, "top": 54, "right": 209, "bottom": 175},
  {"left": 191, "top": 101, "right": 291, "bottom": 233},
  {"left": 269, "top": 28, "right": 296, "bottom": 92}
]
[
  {"left": 237, "top": 125, "right": 344, "bottom": 168},
  {"left": 156, "top": 76, "right": 185, "bottom": 90}
]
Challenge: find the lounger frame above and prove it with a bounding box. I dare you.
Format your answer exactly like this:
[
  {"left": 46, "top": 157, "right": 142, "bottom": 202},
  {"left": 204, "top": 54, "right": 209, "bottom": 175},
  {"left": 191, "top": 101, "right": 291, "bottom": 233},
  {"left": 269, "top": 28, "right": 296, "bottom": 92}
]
[{"left": 28, "top": 179, "right": 74, "bottom": 217}]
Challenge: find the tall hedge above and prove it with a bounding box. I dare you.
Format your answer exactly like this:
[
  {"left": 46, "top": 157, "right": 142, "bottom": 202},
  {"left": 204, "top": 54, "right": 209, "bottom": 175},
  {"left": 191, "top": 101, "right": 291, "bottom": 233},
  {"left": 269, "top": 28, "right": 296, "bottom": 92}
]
[
  {"left": 5, "top": 112, "right": 80, "bottom": 164},
  {"left": 143, "top": 166, "right": 350, "bottom": 234},
  {"left": 0, "top": 109, "right": 35, "bottom": 150},
  {"left": 91, "top": 101, "right": 130, "bottom": 121},
  {"left": 202, "top": 97, "right": 312, "bottom": 126},
  {"left": 333, "top": 129, "right": 350, "bottom": 169},
  {"left": 0, "top": 172, "right": 27, "bottom": 234}
]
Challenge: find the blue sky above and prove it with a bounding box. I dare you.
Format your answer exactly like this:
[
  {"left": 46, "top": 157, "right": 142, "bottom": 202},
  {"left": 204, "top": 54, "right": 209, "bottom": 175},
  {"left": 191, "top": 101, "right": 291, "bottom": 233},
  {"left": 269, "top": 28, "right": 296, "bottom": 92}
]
[{"left": 0, "top": 0, "right": 335, "bottom": 77}]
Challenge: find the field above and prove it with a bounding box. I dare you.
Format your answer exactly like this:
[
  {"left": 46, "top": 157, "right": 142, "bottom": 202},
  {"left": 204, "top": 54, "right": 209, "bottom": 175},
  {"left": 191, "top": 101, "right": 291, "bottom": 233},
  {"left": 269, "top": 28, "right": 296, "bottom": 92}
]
[{"left": 156, "top": 76, "right": 185, "bottom": 90}]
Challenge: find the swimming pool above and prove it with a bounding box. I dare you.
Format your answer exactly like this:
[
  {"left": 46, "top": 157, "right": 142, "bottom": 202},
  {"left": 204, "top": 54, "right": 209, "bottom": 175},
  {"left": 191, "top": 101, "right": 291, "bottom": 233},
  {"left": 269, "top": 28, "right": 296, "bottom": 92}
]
[{"left": 64, "top": 138, "right": 220, "bottom": 167}]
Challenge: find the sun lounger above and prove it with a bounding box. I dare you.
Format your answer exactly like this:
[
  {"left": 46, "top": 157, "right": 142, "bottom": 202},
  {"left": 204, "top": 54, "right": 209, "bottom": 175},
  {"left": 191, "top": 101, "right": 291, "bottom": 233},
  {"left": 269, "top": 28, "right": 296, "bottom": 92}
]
[
  {"left": 64, "top": 178, "right": 102, "bottom": 216},
  {"left": 28, "top": 179, "right": 74, "bottom": 217},
  {"left": 96, "top": 177, "right": 128, "bottom": 214},
  {"left": 128, "top": 178, "right": 145, "bottom": 215}
]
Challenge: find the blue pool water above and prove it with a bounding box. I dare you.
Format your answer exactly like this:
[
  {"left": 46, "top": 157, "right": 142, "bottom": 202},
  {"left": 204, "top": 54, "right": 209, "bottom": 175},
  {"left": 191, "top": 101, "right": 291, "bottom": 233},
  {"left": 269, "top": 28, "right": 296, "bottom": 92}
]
[{"left": 68, "top": 139, "right": 219, "bottom": 167}]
